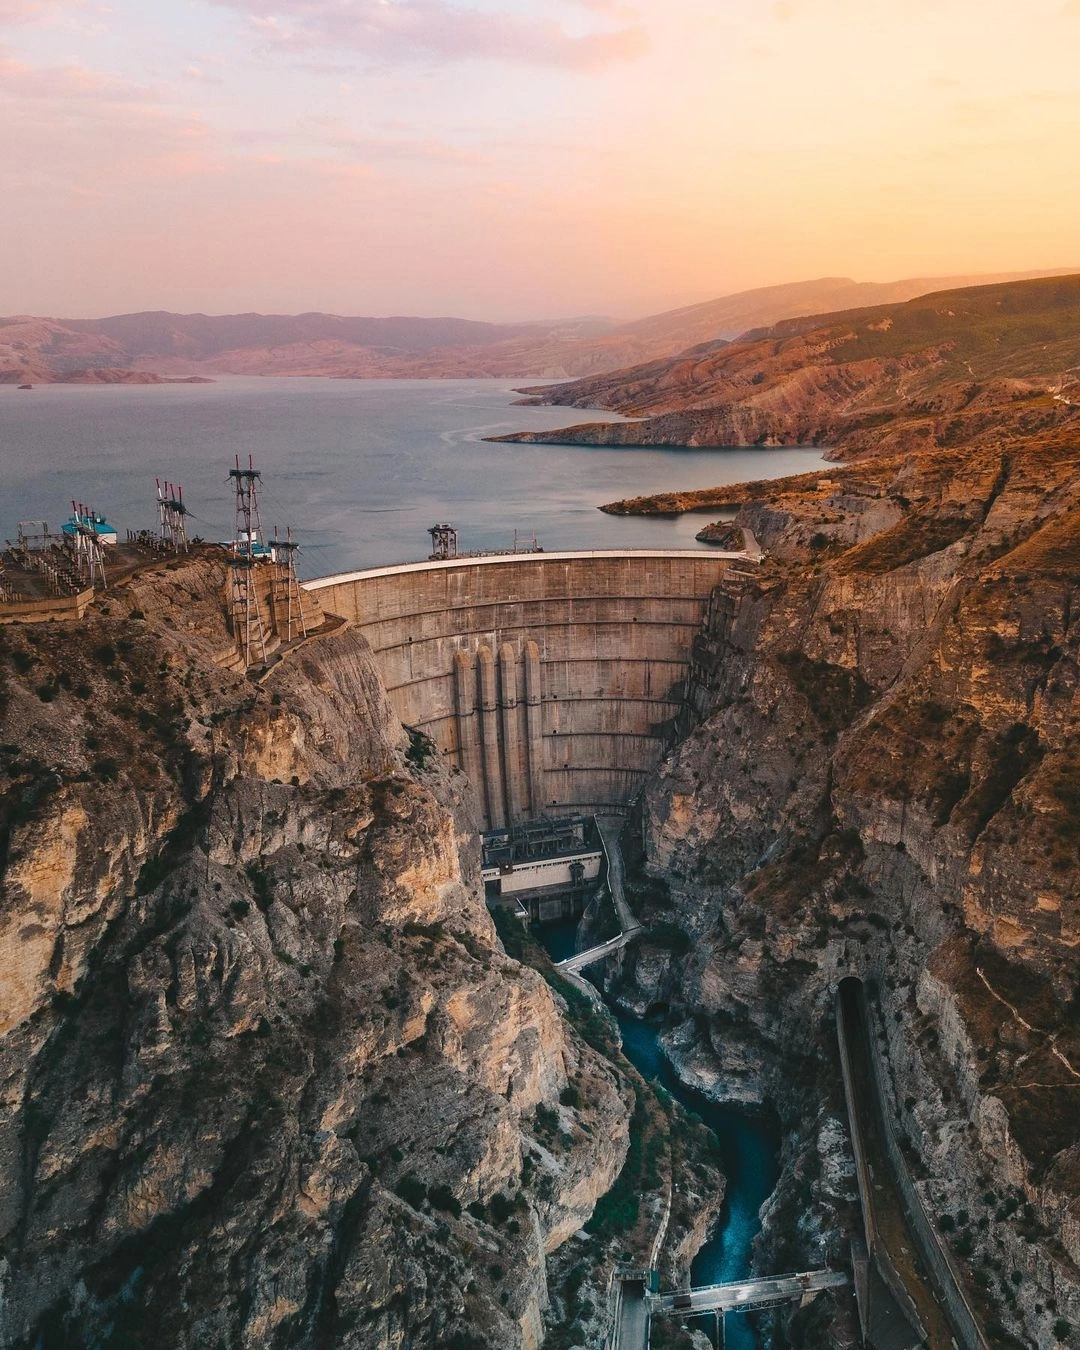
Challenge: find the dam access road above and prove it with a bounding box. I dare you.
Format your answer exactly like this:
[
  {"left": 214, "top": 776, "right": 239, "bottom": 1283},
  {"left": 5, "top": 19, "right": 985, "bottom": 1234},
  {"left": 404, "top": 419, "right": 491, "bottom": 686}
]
[{"left": 305, "top": 547, "right": 756, "bottom": 827}]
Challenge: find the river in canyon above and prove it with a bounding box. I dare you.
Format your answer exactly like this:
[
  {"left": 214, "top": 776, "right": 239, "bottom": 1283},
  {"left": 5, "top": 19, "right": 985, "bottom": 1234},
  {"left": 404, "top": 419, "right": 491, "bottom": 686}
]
[{"left": 540, "top": 920, "right": 780, "bottom": 1350}]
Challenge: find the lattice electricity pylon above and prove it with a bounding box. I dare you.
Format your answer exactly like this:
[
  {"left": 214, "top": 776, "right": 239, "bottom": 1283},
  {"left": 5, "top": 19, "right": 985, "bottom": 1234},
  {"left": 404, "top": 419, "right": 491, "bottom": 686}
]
[
  {"left": 229, "top": 556, "right": 268, "bottom": 667},
  {"left": 269, "top": 525, "right": 308, "bottom": 644},
  {"left": 227, "top": 456, "right": 269, "bottom": 667},
  {"left": 69, "top": 501, "right": 108, "bottom": 589},
  {"left": 229, "top": 455, "right": 265, "bottom": 561},
  {"left": 428, "top": 523, "right": 457, "bottom": 560},
  {"left": 156, "top": 478, "right": 190, "bottom": 553}
]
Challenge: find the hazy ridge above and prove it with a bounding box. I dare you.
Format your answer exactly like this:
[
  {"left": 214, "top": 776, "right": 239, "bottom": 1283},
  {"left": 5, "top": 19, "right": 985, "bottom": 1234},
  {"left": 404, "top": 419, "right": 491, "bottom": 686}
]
[{"left": 2, "top": 269, "right": 1074, "bottom": 385}]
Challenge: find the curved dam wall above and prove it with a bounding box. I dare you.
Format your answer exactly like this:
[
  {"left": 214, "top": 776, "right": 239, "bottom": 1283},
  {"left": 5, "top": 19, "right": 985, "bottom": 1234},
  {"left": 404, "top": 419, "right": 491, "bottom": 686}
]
[{"left": 305, "top": 550, "right": 740, "bottom": 829}]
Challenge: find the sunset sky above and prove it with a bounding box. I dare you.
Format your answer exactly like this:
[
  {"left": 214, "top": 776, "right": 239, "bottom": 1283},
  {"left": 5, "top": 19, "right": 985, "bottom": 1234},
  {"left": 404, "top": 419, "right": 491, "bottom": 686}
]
[{"left": 4, "top": 0, "right": 1080, "bottom": 320}]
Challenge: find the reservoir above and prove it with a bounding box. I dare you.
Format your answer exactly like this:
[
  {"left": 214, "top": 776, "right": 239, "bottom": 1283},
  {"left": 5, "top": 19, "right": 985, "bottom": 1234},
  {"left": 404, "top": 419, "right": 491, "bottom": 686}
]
[
  {"left": 0, "top": 377, "right": 826, "bottom": 574},
  {"left": 540, "top": 922, "right": 780, "bottom": 1350}
]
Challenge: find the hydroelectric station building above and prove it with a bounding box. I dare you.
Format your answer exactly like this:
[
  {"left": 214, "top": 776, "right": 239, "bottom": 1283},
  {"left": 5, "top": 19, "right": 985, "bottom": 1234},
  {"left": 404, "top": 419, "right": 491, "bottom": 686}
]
[{"left": 481, "top": 815, "right": 603, "bottom": 921}]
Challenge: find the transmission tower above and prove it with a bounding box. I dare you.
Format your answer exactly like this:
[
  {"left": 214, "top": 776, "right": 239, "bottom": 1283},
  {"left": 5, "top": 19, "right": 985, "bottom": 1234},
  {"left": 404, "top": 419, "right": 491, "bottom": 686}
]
[
  {"left": 428, "top": 523, "right": 458, "bottom": 560},
  {"left": 229, "top": 455, "right": 265, "bottom": 560},
  {"left": 69, "top": 501, "right": 107, "bottom": 589},
  {"left": 156, "top": 478, "right": 190, "bottom": 553},
  {"left": 269, "top": 525, "right": 308, "bottom": 644},
  {"left": 227, "top": 455, "right": 268, "bottom": 666}
]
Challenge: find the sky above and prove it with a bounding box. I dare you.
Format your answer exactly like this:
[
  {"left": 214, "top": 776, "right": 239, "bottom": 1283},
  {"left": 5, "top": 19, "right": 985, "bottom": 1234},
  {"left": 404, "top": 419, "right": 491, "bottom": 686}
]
[{"left": 3, "top": 0, "right": 1080, "bottom": 320}]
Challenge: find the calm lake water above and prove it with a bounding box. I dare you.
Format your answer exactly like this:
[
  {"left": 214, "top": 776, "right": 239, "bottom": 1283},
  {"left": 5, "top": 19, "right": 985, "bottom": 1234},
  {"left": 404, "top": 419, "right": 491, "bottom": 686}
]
[{"left": 0, "top": 378, "right": 826, "bottom": 577}]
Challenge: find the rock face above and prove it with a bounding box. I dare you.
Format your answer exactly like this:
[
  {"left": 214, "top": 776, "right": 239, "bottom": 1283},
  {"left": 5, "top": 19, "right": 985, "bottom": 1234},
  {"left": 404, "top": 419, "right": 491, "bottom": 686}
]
[
  {"left": 608, "top": 423, "right": 1080, "bottom": 1345},
  {"left": 0, "top": 558, "right": 629, "bottom": 1348}
]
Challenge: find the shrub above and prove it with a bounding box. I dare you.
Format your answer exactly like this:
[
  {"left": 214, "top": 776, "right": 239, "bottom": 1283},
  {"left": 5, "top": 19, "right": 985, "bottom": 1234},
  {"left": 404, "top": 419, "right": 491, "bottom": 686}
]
[
  {"left": 394, "top": 1175, "right": 426, "bottom": 1209},
  {"left": 534, "top": 1103, "right": 559, "bottom": 1135},
  {"left": 244, "top": 861, "right": 273, "bottom": 912},
  {"left": 427, "top": 1184, "right": 461, "bottom": 1218},
  {"left": 405, "top": 727, "right": 436, "bottom": 770}
]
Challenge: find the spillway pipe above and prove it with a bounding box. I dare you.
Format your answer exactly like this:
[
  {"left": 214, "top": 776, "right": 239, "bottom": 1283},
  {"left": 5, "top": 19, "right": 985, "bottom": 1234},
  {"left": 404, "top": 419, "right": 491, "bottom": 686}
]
[
  {"left": 477, "top": 645, "right": 506, "bottom": 829},
  {"left": 453, "top": 650, "right": 484, "bottom": 800},
  {"left": 499, "top": 642, "right": 525, "bottom": 824},
  {"left": 524, "top": 640, "right": 544, "bottom": 817}
]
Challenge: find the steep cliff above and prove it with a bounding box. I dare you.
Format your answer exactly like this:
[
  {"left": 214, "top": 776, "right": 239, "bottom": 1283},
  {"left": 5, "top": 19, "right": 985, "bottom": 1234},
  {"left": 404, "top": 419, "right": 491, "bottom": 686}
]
[
  {"left": 609, "top": 423, "right": 1080, "bottom": 1346},
  {"left": 0, "top": 558, "right": 630, "bottom": 1348}
]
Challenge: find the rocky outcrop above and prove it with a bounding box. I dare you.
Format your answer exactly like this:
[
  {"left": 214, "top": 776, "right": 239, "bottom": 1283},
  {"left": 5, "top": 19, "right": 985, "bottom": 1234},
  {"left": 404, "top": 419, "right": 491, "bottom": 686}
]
[
  {"left": 607, "top": 424, "right": 1080, "bottom": 1345},
  {"left": 0, "top": 558, "right": 630, "bottom": 1348}
]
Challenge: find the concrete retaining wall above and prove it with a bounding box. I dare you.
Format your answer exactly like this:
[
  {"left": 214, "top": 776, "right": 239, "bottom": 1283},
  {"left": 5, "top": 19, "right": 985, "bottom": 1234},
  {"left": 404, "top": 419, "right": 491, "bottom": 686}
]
[
  {"left": 305, "top": 550, "right": 738, "bottom": 827},
  {"left": 0, "top": 588, "right": 94, "bottom": 624}
]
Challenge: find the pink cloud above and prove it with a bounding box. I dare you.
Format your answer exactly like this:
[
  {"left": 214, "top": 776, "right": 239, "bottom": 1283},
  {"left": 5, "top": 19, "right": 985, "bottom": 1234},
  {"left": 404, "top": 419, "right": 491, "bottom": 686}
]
[
  {"left": 0, "top": 49, "right": 221, "bottom": 196},
  {"left": 0, "top": 49, "right": 152, "bottom": 101},
  {"left": 232, "top": 116, "right": 488, "bottom": 166},
  {"left": 211, "top": 0, "right": 647, "bottom": 68},
  {"left": 0, "top": 0, "right": 96, "bottom": 23}
]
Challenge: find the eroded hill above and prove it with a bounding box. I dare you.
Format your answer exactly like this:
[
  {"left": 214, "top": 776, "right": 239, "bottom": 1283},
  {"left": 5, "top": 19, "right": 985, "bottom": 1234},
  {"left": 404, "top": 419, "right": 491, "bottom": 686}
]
[{"left": 499, "top": 273, "right": 1080, "bottom": 461}]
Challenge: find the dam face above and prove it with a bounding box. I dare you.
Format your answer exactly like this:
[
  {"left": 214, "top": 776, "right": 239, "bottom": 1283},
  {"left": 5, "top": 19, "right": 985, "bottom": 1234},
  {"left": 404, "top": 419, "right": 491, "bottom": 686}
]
[{"left": 305, "top": 550, "right": 737, "bottom": 828}]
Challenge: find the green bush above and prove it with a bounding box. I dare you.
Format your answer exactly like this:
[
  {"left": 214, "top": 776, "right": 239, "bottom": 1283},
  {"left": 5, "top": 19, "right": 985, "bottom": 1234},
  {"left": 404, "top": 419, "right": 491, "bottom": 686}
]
[
  {"left": 427, "top": 1183, "right": 461, "bottom": 1218},
  {"left": 584, "top": 1083, "right": 649, "bottom": 1238},
  {"left": 394, "top": 1174, "right": 426, "bottom": 1209}
]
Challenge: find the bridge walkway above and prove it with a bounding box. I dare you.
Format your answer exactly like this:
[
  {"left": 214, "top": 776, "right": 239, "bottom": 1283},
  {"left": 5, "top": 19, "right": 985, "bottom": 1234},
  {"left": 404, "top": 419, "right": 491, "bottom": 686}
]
[{"left": 653, "top": 1268, "right": 849, "bottom": 1317}]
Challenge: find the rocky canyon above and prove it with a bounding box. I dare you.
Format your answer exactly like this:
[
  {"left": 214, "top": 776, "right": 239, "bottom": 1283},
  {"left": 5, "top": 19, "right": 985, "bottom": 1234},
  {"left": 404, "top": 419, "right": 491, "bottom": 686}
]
[{"left": 2, "top": 272, "right": 1080, "bottom": 1350}]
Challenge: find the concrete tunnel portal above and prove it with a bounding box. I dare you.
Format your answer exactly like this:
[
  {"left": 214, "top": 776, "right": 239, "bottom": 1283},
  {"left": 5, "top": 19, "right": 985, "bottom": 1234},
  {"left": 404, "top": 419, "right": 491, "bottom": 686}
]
[{"left": 304, "top": 549, "right": 749, "bottom": 829}]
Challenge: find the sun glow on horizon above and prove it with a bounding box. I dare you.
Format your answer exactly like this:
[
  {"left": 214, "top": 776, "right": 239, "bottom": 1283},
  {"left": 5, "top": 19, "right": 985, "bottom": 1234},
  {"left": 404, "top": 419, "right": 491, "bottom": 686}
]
[{"left": 3, "top": 0, "right": 1080, "bottom": 318}]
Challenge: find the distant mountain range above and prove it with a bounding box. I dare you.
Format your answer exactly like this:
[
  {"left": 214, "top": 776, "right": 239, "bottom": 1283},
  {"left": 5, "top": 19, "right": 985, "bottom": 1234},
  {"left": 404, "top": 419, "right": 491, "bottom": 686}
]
[
  {"left": 493, "top": 272, "right": 1080, "bottom": 465},
  {"left": 1, "top": 269, "right": 1075, "bottom": 384}
]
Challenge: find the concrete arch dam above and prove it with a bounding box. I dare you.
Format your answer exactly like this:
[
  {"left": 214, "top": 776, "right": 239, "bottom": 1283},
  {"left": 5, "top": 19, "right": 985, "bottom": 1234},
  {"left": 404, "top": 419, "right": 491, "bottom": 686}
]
[{"left": 305, "top": 550, "right": 745, "bottom": 829}]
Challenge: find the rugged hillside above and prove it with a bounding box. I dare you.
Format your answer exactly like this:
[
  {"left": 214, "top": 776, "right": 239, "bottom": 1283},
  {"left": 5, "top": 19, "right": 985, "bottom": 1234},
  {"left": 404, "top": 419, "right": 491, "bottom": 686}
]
[
  {"left": 2, "top": 269, "right": 1070, "bottom": 384},
  {"left": 603, "top": 415, "right": 1080, "bottom": 1346},
  {"left": 498, "top": 273, "right": 1080, "bottom": 458},
  {"left": 0, "top": 558, "right": 632, "bottom": 1349}
]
